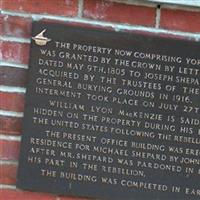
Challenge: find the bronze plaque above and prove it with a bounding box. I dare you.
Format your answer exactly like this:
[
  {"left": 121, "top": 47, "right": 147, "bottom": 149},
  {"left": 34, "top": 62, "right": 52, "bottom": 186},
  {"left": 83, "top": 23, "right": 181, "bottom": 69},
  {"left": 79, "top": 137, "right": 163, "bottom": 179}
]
[{"left": 17, "top": 21, "right": 200, "bottom": 200}]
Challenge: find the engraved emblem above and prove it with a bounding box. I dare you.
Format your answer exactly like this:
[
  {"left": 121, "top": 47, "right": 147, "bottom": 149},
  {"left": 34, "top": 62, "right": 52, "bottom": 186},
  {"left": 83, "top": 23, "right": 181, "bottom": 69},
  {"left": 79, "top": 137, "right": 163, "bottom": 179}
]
[{"left": 32, "top": 29, "right": 51, "bottom": 46}]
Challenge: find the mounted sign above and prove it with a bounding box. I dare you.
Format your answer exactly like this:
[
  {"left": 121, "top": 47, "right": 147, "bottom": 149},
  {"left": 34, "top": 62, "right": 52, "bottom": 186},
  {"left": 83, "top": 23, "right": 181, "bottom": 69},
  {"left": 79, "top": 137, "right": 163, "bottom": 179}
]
[{"left": 17, "top": 21, "right": 200, "bottom": 200}]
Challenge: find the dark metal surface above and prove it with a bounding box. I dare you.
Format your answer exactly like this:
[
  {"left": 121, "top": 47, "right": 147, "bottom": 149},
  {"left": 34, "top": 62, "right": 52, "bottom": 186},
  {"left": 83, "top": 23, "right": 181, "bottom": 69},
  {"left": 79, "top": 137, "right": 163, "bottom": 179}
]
[{"left": 17, "top": 21, "right": 200, "bottom": 200}]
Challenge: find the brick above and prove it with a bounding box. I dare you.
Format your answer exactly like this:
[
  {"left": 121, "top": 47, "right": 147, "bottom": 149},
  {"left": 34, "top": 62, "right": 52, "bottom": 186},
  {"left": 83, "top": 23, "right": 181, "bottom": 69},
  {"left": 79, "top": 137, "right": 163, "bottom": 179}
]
[
  {"left": 1, "top": 14, "right": 32, "bottom": 38},
  {"left": 0, "top": 92, "right": 25, "bottom": 112},
  {"left": 0, "top": 41, "right": 2, "bottom": 60},
  {"left": 0, "top": 116, "right": 22, "bottom": 135},
  {"left": 0, "top": 66, "right": 28, "bottom": 87},
  {"left": 0, "top": 15, "right": 3, "bottom": 34},
  {"left": 2, "top": 0, "right": 78, "bottom": 17},
  {"left": 0, "top": 140, "right": 20, "bottom": 160},
  {"left": 0, "top": 189, "right": 55, "bottom": 200},
  {"left": 0, "top": 164, "right": 17, "bottom": 184},
  {"left": 59, "top": 196, "right": 89, "bottom": 200},
  {"left": 83, "top": 0, "right": 156, "bottom": 26},
  {"left": 160, "top": 8, "right": 200, "bottom": 33},
  {"left": 1, "top": 41, "right": 30, "bottom": 64}
]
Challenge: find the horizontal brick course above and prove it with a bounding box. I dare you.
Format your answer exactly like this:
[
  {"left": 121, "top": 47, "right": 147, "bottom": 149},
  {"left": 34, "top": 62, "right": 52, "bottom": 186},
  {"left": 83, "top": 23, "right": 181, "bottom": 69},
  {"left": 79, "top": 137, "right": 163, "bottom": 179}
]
[
  {"left": 59, "top": 196, "right": 89, "bottom": 200},
  {"left": 83, "top": 0, "right": 156, "bottom": 26},
  {"left": 0, "top": 92, "right": 25, "bottom": 112},
  {"left": 0, "top": 116, "right": 22, "bottom": 135},
  {"left": 0, "top": 164, "right": 17, "bottom": 184},
  {"left": 2, "top": 0, "right": 78, "bottom": 17},
  {"left": 0, "top": 140, "right": 20, "bottom": 160},
  {"left": 0, "top": 189, "right": 55, "bottom": 200},
  {"left": 0, "top": 66, "right": 28, "bottom": 87},
  {"left": 0, "top": 14, "right": 32, "bottom": 38},
  {"left": 160, "top": 8, "right": 200, "bottom": 33}
]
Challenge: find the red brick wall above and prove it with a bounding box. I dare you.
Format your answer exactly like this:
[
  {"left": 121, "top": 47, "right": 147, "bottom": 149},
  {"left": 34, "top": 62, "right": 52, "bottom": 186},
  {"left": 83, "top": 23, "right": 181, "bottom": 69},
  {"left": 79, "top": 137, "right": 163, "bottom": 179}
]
[{"left": 0, "top": 0, "right": 200, "bottom": 199}]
